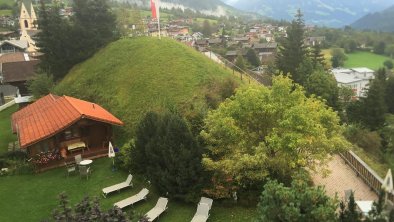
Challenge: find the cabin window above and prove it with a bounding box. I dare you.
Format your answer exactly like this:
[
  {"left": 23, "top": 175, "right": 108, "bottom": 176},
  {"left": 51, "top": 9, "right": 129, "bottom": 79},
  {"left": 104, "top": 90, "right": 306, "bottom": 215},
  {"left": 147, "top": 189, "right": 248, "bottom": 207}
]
[
  {"left": 64, "top": 127, "right": 81, "bottom": 140},
  {"left": 24, "top": 20, "right": 28, "bottom": 28}
]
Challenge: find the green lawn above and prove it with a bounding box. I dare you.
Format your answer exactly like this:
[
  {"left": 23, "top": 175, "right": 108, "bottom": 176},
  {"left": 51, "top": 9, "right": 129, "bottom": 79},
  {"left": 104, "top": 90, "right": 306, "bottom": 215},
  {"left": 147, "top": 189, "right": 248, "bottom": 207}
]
[
  {"left": 0, "top": 158, "right": 256, "bottom": 221},
  {"left": 0, "top": 9, "right": 12, "bottom": 16},
  {"left": 344, "top": 51, "right": 392, "bottom": 70},
  {"left": 0, "top": 105, "right": 17, "bottom": 154}
]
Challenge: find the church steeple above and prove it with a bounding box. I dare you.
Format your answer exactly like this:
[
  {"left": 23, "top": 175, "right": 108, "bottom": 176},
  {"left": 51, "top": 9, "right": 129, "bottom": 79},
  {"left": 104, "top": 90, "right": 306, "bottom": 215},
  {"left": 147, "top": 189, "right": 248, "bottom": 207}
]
[{"left": 20, "top": 0, "right": 37, "bottom": 31}]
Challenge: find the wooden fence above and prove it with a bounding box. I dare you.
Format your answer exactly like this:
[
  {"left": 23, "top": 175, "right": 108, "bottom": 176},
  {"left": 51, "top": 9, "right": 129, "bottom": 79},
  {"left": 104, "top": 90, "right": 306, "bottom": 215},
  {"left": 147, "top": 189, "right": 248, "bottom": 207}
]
[{"left": 340, "top": 150, "right": 394, "bottom": 202}]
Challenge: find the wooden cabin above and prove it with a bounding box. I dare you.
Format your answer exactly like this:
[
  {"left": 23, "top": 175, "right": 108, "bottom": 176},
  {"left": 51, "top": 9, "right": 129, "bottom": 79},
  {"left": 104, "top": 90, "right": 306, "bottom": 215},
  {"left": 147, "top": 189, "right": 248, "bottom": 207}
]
[{"left": 11, "top": 94, "right": 123, "bottom": 171}]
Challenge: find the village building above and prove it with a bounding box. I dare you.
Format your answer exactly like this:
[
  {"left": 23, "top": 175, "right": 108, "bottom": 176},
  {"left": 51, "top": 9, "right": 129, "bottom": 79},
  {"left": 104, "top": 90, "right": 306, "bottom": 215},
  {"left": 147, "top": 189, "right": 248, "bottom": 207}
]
[
  {"left": 332, "top": 67, "right": 375, "bottom": 98},
  {"left": 19, "top": 0, "right": 38, "bottom": 53},
  {"left": 11, "top": 94, "right": 123, "bottom": 171}
]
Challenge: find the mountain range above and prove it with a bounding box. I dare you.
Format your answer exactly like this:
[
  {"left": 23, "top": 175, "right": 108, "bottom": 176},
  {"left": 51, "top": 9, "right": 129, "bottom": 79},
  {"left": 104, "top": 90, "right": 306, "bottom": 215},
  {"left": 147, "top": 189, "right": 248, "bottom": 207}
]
[
  {"left": 223, "top": 0, "right": 393, "bottom": 27},
  {"left": 114, "top": 0, "right": 244, "bottom": 17},
  {"left": 351, "top": 5, "right": 394, "bottom": 32}
]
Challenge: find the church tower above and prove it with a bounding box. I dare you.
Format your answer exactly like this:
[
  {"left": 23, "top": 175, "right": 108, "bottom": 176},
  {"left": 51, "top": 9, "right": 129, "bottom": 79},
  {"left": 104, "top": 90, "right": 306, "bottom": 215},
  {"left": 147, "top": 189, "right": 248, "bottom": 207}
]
[
  {"left": 19, "top": 0, "right": 38, "bottom": 53},
  {"left": 19, "top": 0, "right": 38, "bottom": 31}
]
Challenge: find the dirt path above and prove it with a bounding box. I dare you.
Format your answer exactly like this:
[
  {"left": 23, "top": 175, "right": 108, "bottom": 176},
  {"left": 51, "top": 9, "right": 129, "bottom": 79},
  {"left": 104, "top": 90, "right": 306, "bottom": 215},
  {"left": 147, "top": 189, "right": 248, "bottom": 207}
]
[{"left": 312, "top": 155, "right": 378, "bottom": 201}]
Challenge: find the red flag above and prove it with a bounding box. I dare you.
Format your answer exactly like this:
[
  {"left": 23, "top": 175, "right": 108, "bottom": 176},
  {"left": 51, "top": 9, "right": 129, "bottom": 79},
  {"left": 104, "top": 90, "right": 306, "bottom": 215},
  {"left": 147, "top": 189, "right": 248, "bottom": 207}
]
[{"left": 151, "top": 0, "right": 157, "bottom": 19}]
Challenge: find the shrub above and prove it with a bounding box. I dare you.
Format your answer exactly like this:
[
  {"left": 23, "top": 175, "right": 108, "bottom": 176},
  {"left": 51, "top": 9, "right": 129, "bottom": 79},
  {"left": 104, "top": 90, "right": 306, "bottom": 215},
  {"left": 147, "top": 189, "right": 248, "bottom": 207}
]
[{"left": 344, "top": 125, "right": 382, "bottom": 155}]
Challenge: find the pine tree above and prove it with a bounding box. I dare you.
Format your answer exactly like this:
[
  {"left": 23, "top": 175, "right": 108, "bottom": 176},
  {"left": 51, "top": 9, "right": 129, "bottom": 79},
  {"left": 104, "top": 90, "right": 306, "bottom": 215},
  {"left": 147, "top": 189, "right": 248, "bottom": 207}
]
[
  {"left": 71, "top": 0, "right": 118, "bottom": 62},
  {"left": 338, "top": 191, "right": 362, "bottom": 222},
  {"left": 235, "top": 54, "right": 246, "bottom": 72},
  {"left": 276, "top": 9, "right": 308, "bottom": 84},
  {"left": 311, "top": 43, "right": 326, "bottom": 69},
  {"left": 133, "top": 112, "right": 204, "bottom": 202},
  {"left": 246, "top": 48, "right": 261, "bottom": 68},
  {"left": 36, "top": 1, "right": 73, "bottom": 80}
]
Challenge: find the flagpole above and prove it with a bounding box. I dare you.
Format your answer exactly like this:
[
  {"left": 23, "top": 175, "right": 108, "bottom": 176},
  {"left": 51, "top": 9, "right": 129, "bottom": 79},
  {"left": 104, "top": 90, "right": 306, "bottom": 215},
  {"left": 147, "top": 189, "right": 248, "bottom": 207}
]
[{"left": 157, "top": 0, "right": 161, "bottom": 39}]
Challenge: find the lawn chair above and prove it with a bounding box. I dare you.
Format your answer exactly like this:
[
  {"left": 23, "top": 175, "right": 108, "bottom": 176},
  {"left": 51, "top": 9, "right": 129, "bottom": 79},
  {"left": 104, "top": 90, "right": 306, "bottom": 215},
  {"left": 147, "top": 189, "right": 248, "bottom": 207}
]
[
  {"left": 64, "top": 161, "right": 76, "bottom": 177},
  {"left": 114, "top": 188, "right": 149, "bottom": 209},
  {"left": 102, "top": 174, "right": 133, "bottom": 198},
  {"left": 79, "top": 165, "right": 91, "bottom": 180},
  {"left": 74, "top": 154, "right": 83, "bottom": 165},
  {"left": 143, "top": 197, "right": 168, "bottom": 222},
  {"left": 191, "top": 203, "right": 210, "bottom": 222}
]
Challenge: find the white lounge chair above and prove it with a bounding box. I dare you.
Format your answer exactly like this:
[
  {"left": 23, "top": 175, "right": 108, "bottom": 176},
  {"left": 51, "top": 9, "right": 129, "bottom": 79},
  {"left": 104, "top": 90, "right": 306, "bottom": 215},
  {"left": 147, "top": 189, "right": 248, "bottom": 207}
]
[
  {"left": 114, "top": 188, "right": 149, "bottom": 209},
  {"left": 144, "top": 197, "right": 168, "bottom": 221},
  {"left": 191, "top": 203, "right": 210, "bottom": 222},
  {"left": 199, "top": 197, "right": 213, "bottom": 209},
  {"left": 102, "top": 174, "right": 133, "bottom": 197}
]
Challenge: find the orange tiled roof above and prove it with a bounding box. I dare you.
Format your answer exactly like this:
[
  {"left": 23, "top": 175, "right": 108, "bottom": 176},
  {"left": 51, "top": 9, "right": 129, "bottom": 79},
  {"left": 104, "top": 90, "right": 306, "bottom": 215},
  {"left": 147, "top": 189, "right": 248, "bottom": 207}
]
[{"left": 12, "top": 94, "right": 123, "bottom": 148}]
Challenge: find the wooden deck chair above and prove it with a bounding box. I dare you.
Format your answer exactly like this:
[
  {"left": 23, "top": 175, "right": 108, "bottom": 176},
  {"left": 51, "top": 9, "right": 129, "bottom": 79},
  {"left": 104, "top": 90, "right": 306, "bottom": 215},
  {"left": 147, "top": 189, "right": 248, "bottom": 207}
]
[
  {"left": 114, "top": 188, "right": 149, "bottom": 209},
  {"left": 102, "top": 174, "right": 133, "bottom": 197},
  {"left": 143, "top": 197, "right": 168, "bottom": 221}
]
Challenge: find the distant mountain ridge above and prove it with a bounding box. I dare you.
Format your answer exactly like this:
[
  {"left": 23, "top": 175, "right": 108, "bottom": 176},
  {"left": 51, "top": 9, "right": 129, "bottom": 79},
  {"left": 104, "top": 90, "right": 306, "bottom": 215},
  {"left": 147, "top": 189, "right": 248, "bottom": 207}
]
[
  {"left": 223, "top": 0, "right": 393, "bottom": 27},
  {"left": 351, "top": 5, "right": 394, "bottom": 32},
  {"left": 114, "top": 0, "right": 247, "bottom": 17}
]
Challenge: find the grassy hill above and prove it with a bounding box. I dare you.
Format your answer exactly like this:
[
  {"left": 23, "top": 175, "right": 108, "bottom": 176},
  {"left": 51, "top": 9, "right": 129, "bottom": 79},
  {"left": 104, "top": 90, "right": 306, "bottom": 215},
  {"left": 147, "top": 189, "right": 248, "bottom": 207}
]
[{"left": 55, "top": 37, "right": 240, "bottom": 140}]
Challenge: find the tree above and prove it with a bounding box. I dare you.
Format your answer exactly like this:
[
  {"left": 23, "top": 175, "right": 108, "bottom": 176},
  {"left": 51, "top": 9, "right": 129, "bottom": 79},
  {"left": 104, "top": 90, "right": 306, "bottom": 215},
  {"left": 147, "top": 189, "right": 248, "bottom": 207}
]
[
  {"left": 234, "top": 54, "right": 246, "bottom": 72},
  {"left": 347, "top": 68, "right": 387, "bottom": 130},
  {"left": 36, "top": 1, "right": 73, "bottom": 80},
  {"left": 132, "top": 112, "right": 203, "bottom": 201},
  {"left": 374, "top": 41, "right": 386, "bottom": 55},
  {"left": 27, "top": 72, "right": 55, "bottom": 99},
  {"left": 201, "top": 76, "right": 349, "bottom": 187},
  {"left": 276, "top": 9, "right": 308, "bottom": 84},
  {"left": 385, "top": 76, "right": 394, "bottom": 113},
  {"left": 338, "top": 191, "right": 362, "bottom": 222},
  {"left": 367, "top": 190, "right": 386, "bottom": 222},
  {"left": 202, "top": 20, "right": 212, "bottom": 37},
  {"left": 331, "top": 48, "right": 347, "bottom": 68},
  {"left": 256, "top": 174, "right": 337, "bottom": 222},
  {"left": 245, "top": 48, "right": 260, "bottom": 68},
  {"left": 311, "top": 44, "right": 326, "bottom": 69},
  {"left": 71, "top": 0, "right": 118, "bottom": 63},
  {"left": 37, "top": 0, "right": 118, "bottom": 80},
  {"left": 383, "top": 60, "right": 393, "bottom": 70},
  {"left": 51, "top": 192, "right": 133, "bottom": 221},
  {"left": 304, "top": 69, "right": 339, "bottom": 109}
]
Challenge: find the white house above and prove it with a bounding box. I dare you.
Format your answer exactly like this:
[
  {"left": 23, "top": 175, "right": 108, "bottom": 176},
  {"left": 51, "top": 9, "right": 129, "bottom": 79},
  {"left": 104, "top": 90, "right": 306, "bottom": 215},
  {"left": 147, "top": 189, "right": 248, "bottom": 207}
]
[{"left": 331, "top": 68, "right": 375, "bottom": 98}]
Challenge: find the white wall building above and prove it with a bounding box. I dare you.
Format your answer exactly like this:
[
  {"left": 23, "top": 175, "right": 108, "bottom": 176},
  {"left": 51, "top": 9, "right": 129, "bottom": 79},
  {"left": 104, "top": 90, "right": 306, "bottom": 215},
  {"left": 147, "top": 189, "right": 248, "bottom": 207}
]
[{"left": 331, "top": 68, "right": 375, "bottom": 98}]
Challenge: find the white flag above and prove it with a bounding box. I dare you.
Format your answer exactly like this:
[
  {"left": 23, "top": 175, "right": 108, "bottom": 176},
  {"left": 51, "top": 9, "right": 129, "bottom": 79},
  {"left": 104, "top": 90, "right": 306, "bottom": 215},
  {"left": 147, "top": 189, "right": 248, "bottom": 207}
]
[{"left": 108, "top": 141, "right": 115, "bottom": 158}]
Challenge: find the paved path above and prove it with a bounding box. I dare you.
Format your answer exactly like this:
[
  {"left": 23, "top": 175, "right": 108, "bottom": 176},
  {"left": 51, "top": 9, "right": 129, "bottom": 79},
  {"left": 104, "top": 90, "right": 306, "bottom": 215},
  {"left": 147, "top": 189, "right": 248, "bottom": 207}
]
[{"left": 312, "top": 155, "right": 378, "bottom": 201}]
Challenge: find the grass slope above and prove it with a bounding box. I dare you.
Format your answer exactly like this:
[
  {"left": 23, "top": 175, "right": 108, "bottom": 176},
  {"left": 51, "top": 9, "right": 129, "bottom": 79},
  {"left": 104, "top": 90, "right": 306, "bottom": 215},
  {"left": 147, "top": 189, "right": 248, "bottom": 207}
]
[
  {"left": 0, "top": 158, "right": 256, "bottom": 221},
  {"left": 55, "top": 37, "right": 239, "bottom": 137},
  {"left": 0, "top": 105, "right": 17, "bottom": 154}
]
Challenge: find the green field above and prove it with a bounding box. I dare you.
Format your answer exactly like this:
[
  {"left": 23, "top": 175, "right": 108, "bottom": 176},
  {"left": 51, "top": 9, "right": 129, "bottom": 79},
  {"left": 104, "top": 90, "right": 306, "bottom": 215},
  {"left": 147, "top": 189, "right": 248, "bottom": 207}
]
[
  {"left": 344, "top": 51, "right": 392, "bottom": 70},
  {"left": 0, "top": 0, "right": 14, "bottom": 6},
  {"left": 55, "top": 37, "right": 241, "bottom": 138},
  {"left": 0, "top": 105, "right": 17, "bottom": 154},
  {"left": 0, "top": 158, "right": 256, "bottom": 221},
  {"left": 0, "top": 9, "right": 12, "bottom": 16}
]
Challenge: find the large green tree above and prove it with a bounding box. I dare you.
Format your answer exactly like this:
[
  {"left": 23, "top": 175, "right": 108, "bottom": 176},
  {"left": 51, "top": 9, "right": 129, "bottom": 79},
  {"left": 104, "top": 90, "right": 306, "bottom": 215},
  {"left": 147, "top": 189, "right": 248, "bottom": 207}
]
[
  {"left": 245, "top": 48, "right": 260, "bottom": 68},
  {"left": 132, "top": 112, "right": 203, "bottom": 201},
  {"left": 37, "top": 0, "right": 118, "bottom": 80},
  {"left": 276, "top": 9, "right": 308, "bottom": 84},
  {"left": 201, "top": 76, "right": 349, "bottom": 187},
  {"left": 347, "top": 68, "right": 387, "bottom": 130},
  {"left": 256, "top": 174, "right": 337, "bottom": 222},
  {"left": 71, "top": 0, "right": 118, "bottom": 63},
  {"left": 310, "top": 44, "right": 326, "bottom": 69},
  {"left": 304, "top": 69, "right": 339, "bottom": 109},
  {"left": 331, "top": 48, "right": 347, "bottom": 68},
  {"left": 36, "top": 1, "right": 73, "bottom": 80}
]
